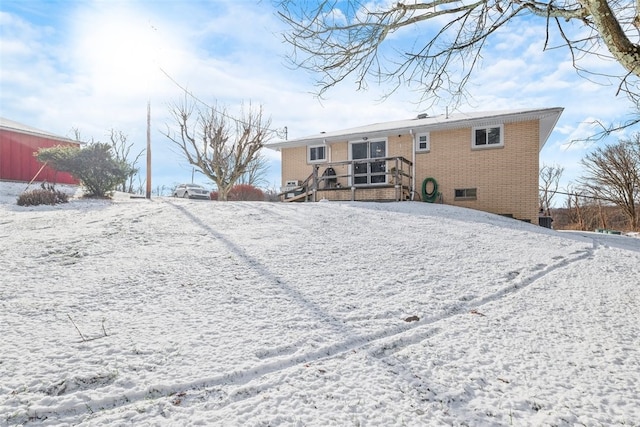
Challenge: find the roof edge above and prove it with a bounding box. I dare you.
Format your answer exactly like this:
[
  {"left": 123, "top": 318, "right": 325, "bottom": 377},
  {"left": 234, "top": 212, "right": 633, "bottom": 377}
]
[
  {"left": 0, "top": 117, "right": 77, "bottom": 144},
  {"left": 266, "top": 107, "right": 564, "bottom": 150}
]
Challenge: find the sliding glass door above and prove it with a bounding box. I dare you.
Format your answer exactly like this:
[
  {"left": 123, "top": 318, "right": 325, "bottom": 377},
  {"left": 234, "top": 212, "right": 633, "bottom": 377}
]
[{"left": 351, "top": 140, "right": 386, "bottom": 185}]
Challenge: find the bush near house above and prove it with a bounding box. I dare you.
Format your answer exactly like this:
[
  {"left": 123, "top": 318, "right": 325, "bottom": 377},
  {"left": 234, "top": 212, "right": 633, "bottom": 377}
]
[
  {"left": 17, "top": 184, "right": 69, "bottom": 207},
  {"left": 210, "top": 184, "right": 265, "bottom": 201}
]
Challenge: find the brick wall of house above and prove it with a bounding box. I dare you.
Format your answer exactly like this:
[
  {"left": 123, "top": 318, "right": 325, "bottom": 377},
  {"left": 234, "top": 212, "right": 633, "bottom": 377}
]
[
  {"left": 281, "top": 143, "right": 352, "bottom": 188},
  {"left": 280, "top": 119, "right": 540, "bottom": 223},
  {"left": 280, "top": 146, "right": 311, "bottom": 184},
  {"left": 414, "top": 120, "right": 540, "bottom": 223}
]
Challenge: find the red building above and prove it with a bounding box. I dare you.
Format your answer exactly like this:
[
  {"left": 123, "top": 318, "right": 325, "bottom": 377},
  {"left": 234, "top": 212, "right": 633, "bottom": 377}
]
[{"left": 0, "top": 117, "right": 79, "bottom": 185}]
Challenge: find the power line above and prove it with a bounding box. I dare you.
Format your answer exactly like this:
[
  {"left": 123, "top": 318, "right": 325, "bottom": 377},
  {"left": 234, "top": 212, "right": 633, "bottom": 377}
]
[
  {"left": 540, "top": 189, "right": 623, "bottom": 204},
  {"left": 158, "top": 66, "right": 288, "bottom": 140}
]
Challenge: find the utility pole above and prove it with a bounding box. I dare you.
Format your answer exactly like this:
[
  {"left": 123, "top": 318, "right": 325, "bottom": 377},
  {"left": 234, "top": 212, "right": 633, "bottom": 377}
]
[{"left": 146, "top": 101, "right": 152, "bottom": 199}]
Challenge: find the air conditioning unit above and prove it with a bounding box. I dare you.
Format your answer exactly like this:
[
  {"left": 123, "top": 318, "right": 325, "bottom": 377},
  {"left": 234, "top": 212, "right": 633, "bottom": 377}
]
[
  {"left": 282, "top": 180, "right": 303, "bottom": 199},
  {"left": 281, "top": 180, "right": 301, "bottom": 191}
]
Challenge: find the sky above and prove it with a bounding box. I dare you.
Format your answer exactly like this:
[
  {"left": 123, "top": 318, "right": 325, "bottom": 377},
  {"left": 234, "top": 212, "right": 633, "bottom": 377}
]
[
  {"left": 1, "top": 181, "right": 639, "bottom": 425},
  {"left": 1, "top": 0, "right": 637, "bottom": 197}
]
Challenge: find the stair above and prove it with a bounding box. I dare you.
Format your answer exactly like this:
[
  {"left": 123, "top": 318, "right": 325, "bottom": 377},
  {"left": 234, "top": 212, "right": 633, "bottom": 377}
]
[{"left": 282, "top": 190, "right": 313, "bottom": 202}]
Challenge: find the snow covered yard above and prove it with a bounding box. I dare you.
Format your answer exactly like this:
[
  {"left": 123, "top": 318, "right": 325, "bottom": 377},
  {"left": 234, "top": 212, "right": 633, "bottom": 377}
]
[{"left": 1, "top": 182, "right": 639, "bottom": 426}]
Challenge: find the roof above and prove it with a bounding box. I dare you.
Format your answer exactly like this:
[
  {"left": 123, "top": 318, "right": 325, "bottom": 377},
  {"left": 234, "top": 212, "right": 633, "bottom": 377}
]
[
  {"left": 0, "top": 117, "right": 77, "bottom": 143},
  {"left": 267, "top": 107, "right": 563, "bottom": 152}
]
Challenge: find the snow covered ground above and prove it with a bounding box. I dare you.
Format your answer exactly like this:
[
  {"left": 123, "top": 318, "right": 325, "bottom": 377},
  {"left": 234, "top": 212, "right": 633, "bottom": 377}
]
[{"left": 1, "top": 181, "right": 639, "bottom": 426}]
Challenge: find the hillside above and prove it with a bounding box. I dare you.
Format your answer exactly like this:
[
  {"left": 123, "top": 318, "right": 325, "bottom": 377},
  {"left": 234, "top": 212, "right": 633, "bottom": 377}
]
[{"left": 1, "top": 182, "right": 639, "bottom": 426}]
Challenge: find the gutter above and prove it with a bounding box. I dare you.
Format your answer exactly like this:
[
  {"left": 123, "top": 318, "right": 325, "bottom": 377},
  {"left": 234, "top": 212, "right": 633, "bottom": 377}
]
[
  {"left": 266, "top": 107, "right": 564, "bottom": 150},
  {"left": 410, "top": 129, "right": 416, "bottom": 200}
]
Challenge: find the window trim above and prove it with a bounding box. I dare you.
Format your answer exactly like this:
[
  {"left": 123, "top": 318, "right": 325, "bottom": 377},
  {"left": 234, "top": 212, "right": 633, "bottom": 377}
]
[
  {"left": 472, "top": 124, "right": 504, "bottom": 149},
  {"left": 308, "top": 144, "right": 328, "bottom": 163},
  {"left": 454, "top": 188, "right": 477, "bottom": 201},
  {"left": 415, "top": 132, "right": 430, "bottom": 152}
]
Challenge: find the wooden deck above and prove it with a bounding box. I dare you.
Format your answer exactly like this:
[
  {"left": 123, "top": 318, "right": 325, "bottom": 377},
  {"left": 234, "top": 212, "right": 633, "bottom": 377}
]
[
  {"left": 281, "top": 184, "right": 411, "bottom": 203},
  {"left": 279, "top": 156, "right": 414, "bottom": 203}
]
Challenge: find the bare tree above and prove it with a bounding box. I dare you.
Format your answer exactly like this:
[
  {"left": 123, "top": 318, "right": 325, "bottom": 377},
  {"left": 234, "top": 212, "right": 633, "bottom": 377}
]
[
  {"left": 565, "top": 188, "right": 584, "bottom": 230},
  {"left": 277, "top": 1, "right": 640, "bottom": 110},
  {"left": 108, "top": 129, "right": 144, "bottom": 193},
  {"left": 564, "top": 185, "right": 595, "bottom": 230},
  {"left": 566, "top": 191, "right": 606, "bottom": 230},
  {"left": 237, "top": 152, "right": 269, "bottom": 187},
  {"left": 69, "top": 127, "right": 143, "bottom": 194},
  {"left": 539, "top": 164, "right": 564, "bottom": 216},
  {"left": 69, "top": 127, "right": 86, "bottom": 143},
  {"left": 585, "top": 101, "right": 640, "bottom": 141},
  {"left": 579, "top": 134, "right": 640, "bottom": 230},
  {"left": 164, "top": 97, "right": 272, "bottom": 201}
]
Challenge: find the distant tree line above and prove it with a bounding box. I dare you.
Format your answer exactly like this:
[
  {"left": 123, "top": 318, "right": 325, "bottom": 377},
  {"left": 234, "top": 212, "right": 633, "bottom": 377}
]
[{"left": 541, "top": 134, "right": 640, "bottom": 231}]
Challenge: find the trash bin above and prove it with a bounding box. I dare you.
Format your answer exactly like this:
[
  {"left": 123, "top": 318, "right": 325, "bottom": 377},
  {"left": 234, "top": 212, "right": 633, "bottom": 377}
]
[{"left": 539, "top": 216, "right": 553, "bottom": 229}]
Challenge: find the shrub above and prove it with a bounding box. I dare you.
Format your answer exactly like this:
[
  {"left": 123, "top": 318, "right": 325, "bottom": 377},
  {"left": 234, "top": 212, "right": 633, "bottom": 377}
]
[
  {"left": 36, "top": 143, "right": 133, "bottom": 198},
  {"left": 230, "top": 184, "right": 265, "bottom": 201},
  {"left": 17, "top": 185, "right": 69, "bottom": 206},
  {"left": 210, "top": 184, "right": 265, "bottom": 201}
]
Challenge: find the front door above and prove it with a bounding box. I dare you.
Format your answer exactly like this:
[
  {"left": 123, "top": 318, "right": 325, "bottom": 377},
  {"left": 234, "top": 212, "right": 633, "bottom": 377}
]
[{"left": 351, "top": 140, "right": 386, "bottom": 185}]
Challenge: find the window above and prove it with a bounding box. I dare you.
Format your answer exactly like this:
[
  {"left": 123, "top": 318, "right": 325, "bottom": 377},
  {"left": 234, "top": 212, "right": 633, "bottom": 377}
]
[
  {"left": 415, "top": 132, "right": 430, "bottom": 152},
  {"left": 308, "top": 145, "right": 327, "bottom": 163},
  {"left": 455, "top": 188, "right": 477, "bottom": 200},
  {"left": 350, "top": 139, "right": 387, "bottom": 185},
  {"left": 473, "top": 125, "right": 503, "bottom": 148}
]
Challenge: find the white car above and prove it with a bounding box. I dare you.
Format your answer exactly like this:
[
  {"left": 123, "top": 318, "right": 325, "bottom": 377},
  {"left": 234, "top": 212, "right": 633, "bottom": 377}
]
[{"left": 172, "top": 184, "right": 210, "bottom": 199}]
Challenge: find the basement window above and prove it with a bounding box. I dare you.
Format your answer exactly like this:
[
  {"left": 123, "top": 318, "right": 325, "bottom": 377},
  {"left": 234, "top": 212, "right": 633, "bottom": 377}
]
[
  {"left": 455, "top": 188, "right": 477, "bottom": 200},
  {"left": 472, "top": 125, "right": 503, "bottom": 149},
  {"left": 308, "top": 145, "right": 327, "bottom": 163}
]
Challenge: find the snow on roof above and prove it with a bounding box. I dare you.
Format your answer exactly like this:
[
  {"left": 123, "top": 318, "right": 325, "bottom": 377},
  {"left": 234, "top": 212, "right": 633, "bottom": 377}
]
[
  {"left": 0, "top": 117, "right": 75, "bottom": 143},
  {"left": 267, "top": 107, "right": 563, "bottom": 151}
]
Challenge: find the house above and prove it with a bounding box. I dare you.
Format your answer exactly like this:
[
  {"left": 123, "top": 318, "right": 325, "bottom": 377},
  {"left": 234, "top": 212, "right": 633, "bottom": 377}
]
[
  {"left": 267, "top": 107, "right": 563, "bottom": 224},
  {"left": 0, "top": 117, "right": 79, "bottom": 185}
]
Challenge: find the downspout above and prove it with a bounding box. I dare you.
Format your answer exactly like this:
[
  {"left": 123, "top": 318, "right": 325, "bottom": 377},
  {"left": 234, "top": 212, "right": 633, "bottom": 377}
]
[{"left": 410, "top": 129, "right": 416, "bottom": 200}]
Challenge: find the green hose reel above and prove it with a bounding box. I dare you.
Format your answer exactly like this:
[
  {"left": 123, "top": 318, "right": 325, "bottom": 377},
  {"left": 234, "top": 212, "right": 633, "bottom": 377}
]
[{"left": 421, "top": 177, "right": 439, "bottom": 203}]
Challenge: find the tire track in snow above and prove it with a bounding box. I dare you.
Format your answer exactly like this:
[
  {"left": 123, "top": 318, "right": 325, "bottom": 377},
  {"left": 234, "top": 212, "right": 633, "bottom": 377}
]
[
  {"left": 367, "top": 247, "right": 595, "bottom": 361},
  {"left": 469, "top": 248, "right": 593, "bottom": 311},
  {"left": 168, "top": 201, "right": 596, "bottom": 357},
  {"left": 17, "top": 203, "right": 595, "bottom": 423},
  {"left": 154, "top": 203, "right": 595, "bottom": 406}
]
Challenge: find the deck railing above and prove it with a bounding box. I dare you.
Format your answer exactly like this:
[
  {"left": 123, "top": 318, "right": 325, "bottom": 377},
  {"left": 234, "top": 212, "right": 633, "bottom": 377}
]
[{"left": 281, "top": 156, "right": 413, "bottom": 202}]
